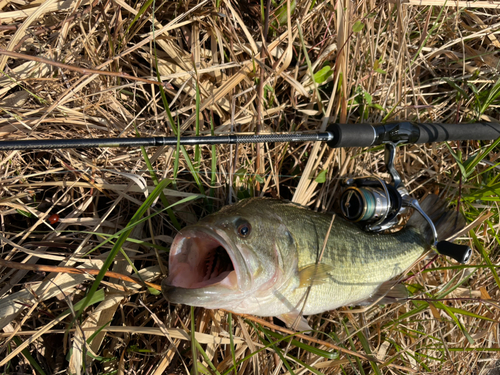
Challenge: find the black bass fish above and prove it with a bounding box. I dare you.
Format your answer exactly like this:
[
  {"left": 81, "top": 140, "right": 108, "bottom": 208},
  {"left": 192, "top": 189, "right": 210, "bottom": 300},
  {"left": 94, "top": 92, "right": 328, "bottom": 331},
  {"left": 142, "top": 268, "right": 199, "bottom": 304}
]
[{"left": 162, "top": 195, "right": 464, "bottom": 329}]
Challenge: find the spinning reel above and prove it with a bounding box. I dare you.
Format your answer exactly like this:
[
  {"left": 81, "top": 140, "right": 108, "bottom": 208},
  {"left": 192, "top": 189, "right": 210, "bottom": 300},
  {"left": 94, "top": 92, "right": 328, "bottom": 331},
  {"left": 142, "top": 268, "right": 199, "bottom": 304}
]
[
  {"left": 339, "top": 142, "right": 409, "bottom": 233},
  {"left": 336, "top": 127, "right": 472, "bottom": 264}
]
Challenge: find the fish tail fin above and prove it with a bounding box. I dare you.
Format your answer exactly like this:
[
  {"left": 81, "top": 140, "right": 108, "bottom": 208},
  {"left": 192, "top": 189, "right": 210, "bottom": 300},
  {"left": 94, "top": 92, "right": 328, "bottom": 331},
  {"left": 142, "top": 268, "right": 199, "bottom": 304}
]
[{"left": 407, "top": 194, "right": 466, "bottom": 244}]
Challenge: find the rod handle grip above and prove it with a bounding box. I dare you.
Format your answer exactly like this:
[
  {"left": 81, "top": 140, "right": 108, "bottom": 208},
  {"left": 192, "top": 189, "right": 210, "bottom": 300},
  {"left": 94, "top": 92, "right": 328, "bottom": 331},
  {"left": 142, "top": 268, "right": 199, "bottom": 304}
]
[{"left": 326, "top": 121, "right": 500, "bottom": 148}]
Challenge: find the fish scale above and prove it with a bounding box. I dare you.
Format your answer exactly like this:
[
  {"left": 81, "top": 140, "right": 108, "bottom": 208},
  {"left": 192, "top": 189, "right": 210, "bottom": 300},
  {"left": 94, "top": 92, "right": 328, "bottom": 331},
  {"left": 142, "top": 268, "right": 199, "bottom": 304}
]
[{"left": 245, "top": 200, "right": 428, "bottom": 316}]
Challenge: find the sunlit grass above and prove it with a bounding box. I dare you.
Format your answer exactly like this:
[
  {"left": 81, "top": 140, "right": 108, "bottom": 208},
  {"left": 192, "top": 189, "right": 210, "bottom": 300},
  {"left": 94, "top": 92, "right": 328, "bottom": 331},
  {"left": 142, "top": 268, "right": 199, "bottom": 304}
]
[{"left": 0, "top": 0, "right": 499, "bottom": 373}]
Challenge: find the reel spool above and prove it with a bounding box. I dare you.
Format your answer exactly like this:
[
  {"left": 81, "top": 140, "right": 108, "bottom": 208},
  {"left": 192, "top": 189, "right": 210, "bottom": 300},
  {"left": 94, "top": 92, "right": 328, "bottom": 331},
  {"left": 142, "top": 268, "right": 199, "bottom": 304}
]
[{"left": 340, "top": 177, "right": 404, "bottom": 232}]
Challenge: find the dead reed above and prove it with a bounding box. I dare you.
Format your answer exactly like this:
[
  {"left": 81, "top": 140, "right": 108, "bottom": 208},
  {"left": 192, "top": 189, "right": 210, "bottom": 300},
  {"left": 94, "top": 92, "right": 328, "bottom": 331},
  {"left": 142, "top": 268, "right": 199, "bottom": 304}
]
[{"left": 1, "top": 0, "right": 499, "bottom": 373}]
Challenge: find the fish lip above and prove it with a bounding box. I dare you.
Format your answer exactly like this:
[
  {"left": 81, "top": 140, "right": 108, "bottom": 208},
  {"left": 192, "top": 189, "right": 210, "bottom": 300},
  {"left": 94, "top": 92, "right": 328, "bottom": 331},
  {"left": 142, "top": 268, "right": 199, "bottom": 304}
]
[
  {"left": 161, "top": 278, "right": 235, "bottom": 306},
  {"left": 163, "top": 225, "right": 249, "bottom": 303}
]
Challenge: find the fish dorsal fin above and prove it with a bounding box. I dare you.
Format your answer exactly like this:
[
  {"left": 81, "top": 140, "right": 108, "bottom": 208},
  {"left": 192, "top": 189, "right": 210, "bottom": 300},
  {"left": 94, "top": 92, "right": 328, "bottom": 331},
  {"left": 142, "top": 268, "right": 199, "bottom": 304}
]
[
  {"left": 278, "top": 312, "right": 312, "bottom": 332},
  {"left": 298, "top": 263, "right": 334, "bottom": 288},
  {"left": 357, "top": 281, "right": 408, "bottom": 306}
]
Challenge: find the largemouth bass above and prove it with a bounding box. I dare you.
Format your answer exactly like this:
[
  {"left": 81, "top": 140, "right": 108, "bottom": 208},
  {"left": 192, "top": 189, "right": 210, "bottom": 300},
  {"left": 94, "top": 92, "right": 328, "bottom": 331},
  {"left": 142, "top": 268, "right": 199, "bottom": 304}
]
[{"left": 162, "top": 196, "right": 464, "bottom": 329}]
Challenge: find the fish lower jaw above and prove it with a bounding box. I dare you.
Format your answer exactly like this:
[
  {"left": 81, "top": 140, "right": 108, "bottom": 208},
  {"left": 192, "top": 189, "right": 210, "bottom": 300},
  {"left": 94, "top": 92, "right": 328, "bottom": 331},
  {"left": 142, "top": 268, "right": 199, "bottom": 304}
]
[
  {"left": 166, "top": 269, "right": 238, "bottom": 290},
  {"left": 189, "top": 271, "right": 235, "bottom": 288},
  {"left": 162, "top": 276, "right": 245, "bottom": 308}
]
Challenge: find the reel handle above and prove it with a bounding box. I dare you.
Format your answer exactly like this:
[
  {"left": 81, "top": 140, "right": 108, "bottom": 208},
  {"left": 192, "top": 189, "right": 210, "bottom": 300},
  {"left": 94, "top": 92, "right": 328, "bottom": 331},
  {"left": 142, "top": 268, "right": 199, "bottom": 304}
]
[
  {"left": 436, "top": 241, "right": 472, "bottom": 264},
  {"left": 405, "top": 197, "right": 472, "bottom": 264}
]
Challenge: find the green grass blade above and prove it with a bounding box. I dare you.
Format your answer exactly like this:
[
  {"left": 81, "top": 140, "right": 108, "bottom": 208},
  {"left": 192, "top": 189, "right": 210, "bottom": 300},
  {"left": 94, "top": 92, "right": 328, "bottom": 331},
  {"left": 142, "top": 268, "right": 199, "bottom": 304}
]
[
  {"left": 297, "top": 21, "right": 324, "bottom": 115},
  {"left": 139, "top": 142, "right": 181, "bottom": 230},
  {"left": 445, "top": 142, "right": 467, "bottom": 179},
  {"left": 480, "top": 77, "right": 500, "bottom": 115},
  {"left": 82, "top": 196, "right": 200, "bottom": 257},
  {"left": 194, "top": 66, "right": 201, "bottom": 167},
  {"left": 261, "top": 327, "right": 338, "bottom": 359},
  {"left": 86, "top": 321, "right": 112, "bottom": 344},
  {"left": 223, "top": 320, "right": 334, "bottom": 375},
  {"left": 434, "top": 267, "right": 478, "bottom": 299},
  {"left": 254, "top": 324, "right": 295, "bottom": 375},
  {"left": 127, "top": 0, "right": 154, "bottom": 34},
  {"left": 463, "top": 136, "right": 500, "bottom": 177},
  {"left": 209, "top": 114, "right": 217, "bottom": 210},
  {"left": 118, "top": 247, "right": 160, "bottom": 295},
  {"left": 486, "top": 220, "right": 500, "bottom": 247},
  {"left": 446, "top": 306, "right": 496, "bottom": 322},
  {"left": 228, "top": 313, "right": 237, "bottom": 375},
  {"left": 75, "top": 179, "right": 185, "bottom": 318},
  {"left": 191, "top": 306, "right": 199, "bottom": 375},
  {"left": 12, "top": 336, "right": 47, "bottom": 375},
  {"left": 385, "top": 302, "right": 428, "bottom": 327},
  {"left": 409, "top": 4, "right": 446, "bottom": 69},
  {"left": 342, "top": 321, "right": 365, "bottom": 375},
  {"left": 471, "top": 230, "right": 500, "bottom": 290},
  {"left": 433, "top": 301, "right": 474, "bottom": 344},
  {"left": 356, "top": 330, "right": 381, "bottom": 375},
  {"left": 194, "top": 340, "right": 222, "bottom": 375}
]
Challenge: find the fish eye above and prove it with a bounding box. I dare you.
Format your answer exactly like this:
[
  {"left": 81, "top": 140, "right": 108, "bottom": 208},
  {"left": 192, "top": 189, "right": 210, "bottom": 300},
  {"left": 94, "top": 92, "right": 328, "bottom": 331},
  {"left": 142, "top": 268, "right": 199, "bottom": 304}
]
[{"left": 237, "top": 221, "right": 252, "bottom": 238}]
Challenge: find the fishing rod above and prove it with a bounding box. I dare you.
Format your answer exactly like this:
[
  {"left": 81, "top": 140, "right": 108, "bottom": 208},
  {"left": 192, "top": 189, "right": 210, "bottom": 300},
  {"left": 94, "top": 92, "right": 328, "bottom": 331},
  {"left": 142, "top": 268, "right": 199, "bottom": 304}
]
[
  {"left": 2, "top": 120, "right": 499, "bottom": 263},
  {"left": 0, "top": 121, "right": 499, "bottom": 150}
]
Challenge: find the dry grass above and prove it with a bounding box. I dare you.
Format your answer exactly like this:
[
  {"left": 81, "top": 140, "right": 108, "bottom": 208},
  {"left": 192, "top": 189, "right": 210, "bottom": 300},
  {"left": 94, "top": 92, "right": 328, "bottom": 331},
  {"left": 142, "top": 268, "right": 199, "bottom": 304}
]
[{"left": 1, "top": 0, "right": 500, "bottom": 373}]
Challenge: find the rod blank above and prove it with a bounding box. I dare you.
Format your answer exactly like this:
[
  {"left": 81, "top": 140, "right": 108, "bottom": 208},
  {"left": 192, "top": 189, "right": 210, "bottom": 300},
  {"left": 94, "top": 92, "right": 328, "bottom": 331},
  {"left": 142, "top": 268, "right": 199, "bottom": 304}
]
[{"left": 0, "top": 133, "right": 335, "bottom": 151}]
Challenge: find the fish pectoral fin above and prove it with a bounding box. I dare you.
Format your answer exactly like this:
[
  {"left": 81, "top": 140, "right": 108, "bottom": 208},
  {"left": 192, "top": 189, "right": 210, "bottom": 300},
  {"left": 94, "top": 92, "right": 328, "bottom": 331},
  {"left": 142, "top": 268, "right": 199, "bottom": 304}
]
[
  {"left": 298, "top": 263, "right": 334, "bottom": 288},
  {"left": 376, "top": 280, "right": 408, "bottom": 300},
  {"left": 278, "top": 312, "right": 312, "bottom": 332},
  {"left": 358, "top": 281, "right": 409, "bottom": 306}
]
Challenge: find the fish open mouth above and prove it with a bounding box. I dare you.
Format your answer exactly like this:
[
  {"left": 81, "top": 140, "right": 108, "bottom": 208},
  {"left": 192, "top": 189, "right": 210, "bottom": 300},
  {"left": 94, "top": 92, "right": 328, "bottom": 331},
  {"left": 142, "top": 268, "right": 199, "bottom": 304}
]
[{"left": 166, "top": 228, "right": 238, "bottom": 290}]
